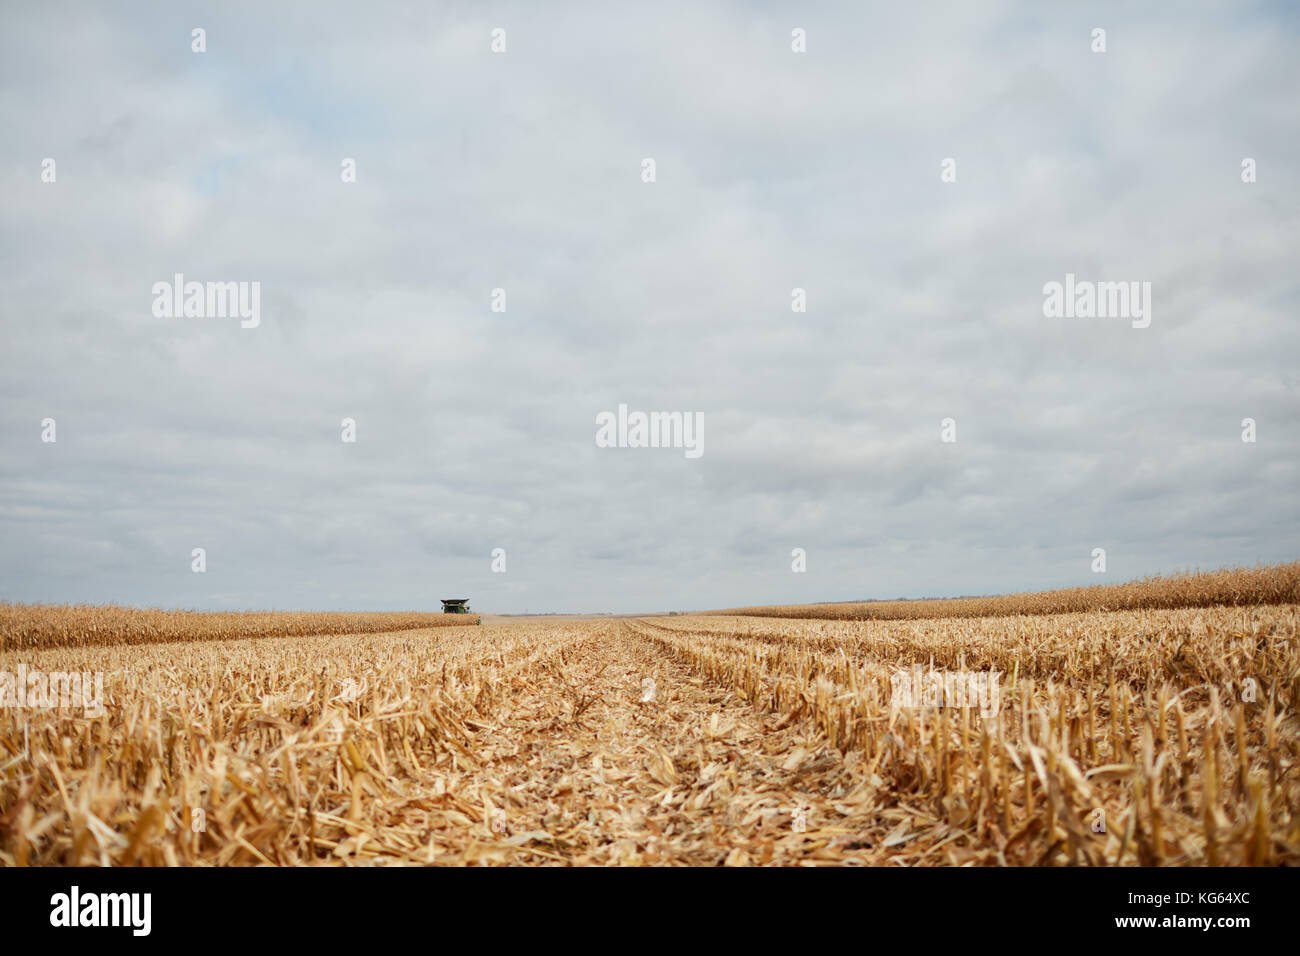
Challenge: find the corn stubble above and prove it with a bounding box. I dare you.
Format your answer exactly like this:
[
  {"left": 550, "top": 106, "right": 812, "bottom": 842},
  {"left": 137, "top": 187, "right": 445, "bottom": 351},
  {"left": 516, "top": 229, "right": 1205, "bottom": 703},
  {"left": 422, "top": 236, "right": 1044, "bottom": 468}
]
[
  {"left": 0, "top": 567, "right": 1296, "bottom": 866},
  {"left": 633, "top": 603, "right": 1298, "bottom": 865}
]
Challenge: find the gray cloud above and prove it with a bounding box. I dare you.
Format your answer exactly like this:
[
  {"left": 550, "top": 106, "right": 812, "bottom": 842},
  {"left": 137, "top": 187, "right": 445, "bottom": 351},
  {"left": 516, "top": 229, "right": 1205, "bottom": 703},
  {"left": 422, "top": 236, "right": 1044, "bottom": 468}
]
[{"left": 1, "top": 1, "right": 1296, "bottom": 613}]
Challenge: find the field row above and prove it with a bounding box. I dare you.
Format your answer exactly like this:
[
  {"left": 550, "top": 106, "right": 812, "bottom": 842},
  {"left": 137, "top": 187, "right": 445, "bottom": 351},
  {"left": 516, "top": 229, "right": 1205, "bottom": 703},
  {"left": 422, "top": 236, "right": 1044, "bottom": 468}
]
[
  {"left": 634, "top": 605, "right": 1299, "bottom": 865},
  {"left": 1, "top": 622, "right": 589, "bottom": 864},
  {"left": 707, "top": 562, "right": 1300, "bottom": 621},
  {"left": 0, "top": 604, "right": 477, "bottom": 652}
]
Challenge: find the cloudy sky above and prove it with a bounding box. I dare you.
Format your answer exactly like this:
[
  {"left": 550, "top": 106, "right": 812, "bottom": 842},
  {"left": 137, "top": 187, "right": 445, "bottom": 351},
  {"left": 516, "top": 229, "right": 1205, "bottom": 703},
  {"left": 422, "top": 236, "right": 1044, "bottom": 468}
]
[{"left": 1, "top": 2, "right": 1296, "bottom": 614}]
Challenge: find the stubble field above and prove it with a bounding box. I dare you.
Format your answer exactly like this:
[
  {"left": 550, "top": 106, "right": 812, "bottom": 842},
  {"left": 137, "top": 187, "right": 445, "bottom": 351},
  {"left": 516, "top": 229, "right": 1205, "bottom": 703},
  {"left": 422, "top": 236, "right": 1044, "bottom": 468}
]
[{"left": 1, "top": 572, "right": 1297, "bottom": 866}]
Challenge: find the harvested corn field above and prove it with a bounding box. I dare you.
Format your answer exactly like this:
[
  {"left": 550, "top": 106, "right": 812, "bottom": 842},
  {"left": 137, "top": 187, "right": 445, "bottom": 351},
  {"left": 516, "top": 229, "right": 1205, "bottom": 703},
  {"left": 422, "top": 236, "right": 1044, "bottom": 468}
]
[
  {"left": 2, "top": 600, "right": 1296, "bottom": 866},
  {"left": 0, "top": 605, "right": 477, "bottom": 652}
]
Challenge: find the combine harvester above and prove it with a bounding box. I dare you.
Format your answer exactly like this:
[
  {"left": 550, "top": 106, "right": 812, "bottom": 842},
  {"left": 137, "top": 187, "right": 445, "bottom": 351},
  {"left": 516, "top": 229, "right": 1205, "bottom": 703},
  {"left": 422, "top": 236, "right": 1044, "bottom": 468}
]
[{"left": 440, "top": 598, "right": 480, "bottom": 624}]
